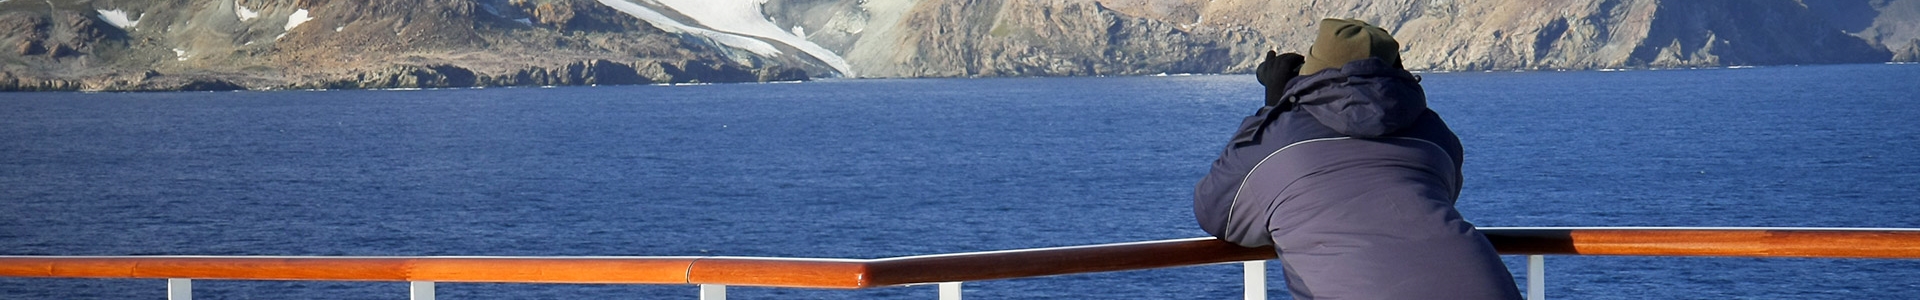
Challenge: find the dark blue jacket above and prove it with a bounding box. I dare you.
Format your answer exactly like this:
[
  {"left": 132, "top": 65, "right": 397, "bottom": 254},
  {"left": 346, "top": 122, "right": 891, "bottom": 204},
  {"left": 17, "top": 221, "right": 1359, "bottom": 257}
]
[
  {"left": 1193, "top": 58, "right": 1520, "bottom": 299},
  {"left": 1190, "top": 57, "right": 1459, "bottom": 248}
]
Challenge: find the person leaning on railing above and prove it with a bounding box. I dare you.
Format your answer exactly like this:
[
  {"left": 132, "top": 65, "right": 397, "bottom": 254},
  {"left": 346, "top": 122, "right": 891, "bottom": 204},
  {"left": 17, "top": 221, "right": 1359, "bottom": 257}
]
[{"left": 1193, "top": 18, "right": 1524, "bottom": 300}]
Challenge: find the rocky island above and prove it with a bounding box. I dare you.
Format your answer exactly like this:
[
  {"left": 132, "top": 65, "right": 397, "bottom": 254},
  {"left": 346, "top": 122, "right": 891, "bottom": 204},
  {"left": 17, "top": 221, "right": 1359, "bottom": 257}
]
[{"left": 3, "top": 0, "right": 1916, "bottom": 92}]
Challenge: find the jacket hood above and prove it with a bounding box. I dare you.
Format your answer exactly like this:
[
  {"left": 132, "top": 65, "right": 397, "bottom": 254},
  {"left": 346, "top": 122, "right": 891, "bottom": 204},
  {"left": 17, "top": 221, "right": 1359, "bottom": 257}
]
[{"left": 1282, "top": 58, "right": 1428, "bottom": 138}]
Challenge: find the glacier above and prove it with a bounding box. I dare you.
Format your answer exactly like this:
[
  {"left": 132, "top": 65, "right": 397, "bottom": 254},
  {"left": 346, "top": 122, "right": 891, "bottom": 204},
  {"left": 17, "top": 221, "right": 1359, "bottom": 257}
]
[
  {"left": 596, "top": 0, "right": 783, "bottom": 58},
  {"left": 599, "top": 0, "right": 855, "bottom": 77},
  {"left": 649, "top": 0, "right": 855, "bottom": 77}
]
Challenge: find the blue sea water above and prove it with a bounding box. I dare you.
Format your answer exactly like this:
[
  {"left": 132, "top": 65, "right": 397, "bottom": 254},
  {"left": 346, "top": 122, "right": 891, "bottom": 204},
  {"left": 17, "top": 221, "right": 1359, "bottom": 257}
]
[{"left": 3, "top": 64, "right": 1919, "bottom": 299}]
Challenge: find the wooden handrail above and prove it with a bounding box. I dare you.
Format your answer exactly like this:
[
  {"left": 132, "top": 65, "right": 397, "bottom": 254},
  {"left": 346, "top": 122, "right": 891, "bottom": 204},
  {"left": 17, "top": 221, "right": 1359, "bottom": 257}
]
[
  {"left": 0, "top": 257, "right": 702, "bottom": 284},
  {"left": 3, "top": 228, "right": 1919, "bottom": 289},
  {"left": 1482, "top": 227, "right": 1920, "bottom": 258}
]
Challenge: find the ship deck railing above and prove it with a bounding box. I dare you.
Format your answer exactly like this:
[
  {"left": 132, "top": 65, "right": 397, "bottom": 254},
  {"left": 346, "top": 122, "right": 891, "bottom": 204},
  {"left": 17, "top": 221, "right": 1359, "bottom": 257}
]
[{"left": 5, "top": 227, "right": 1920, "bottom": 300}]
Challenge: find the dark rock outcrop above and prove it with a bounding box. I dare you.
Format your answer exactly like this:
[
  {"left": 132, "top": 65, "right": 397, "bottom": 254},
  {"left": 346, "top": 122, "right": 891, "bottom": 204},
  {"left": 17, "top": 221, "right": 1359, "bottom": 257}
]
[
  {"left": 479, "top": 60, "right": 658, "bottom": 87},
  {"left": 174, "top": 78, "right": 248, "bottom": 91}
]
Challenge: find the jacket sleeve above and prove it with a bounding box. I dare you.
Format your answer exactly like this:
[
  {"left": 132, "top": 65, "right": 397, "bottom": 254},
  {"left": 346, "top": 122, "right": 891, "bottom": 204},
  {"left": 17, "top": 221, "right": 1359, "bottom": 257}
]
[{"left": 1193, "top": 107, "right": 1274, "bottom": 242}]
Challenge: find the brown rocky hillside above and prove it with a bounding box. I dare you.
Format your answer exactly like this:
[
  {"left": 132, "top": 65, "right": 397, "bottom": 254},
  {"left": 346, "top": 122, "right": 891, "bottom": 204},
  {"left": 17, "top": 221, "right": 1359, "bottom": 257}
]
[{"left": 3, "top": 0, "right": 1914, "bottom": 91}]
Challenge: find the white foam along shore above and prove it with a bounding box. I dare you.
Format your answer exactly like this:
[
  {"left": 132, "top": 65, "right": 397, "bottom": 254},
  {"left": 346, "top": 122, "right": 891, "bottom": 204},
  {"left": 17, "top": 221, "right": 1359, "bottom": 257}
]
[
  {"left": 596, "top": 0, "right": 782, "bottom": 58},
  {"left": 97, "top": 9, "right": 139, "bottom": 29},
  {"left": 647, "top": 0, "right": 855, "bottom": 77}
]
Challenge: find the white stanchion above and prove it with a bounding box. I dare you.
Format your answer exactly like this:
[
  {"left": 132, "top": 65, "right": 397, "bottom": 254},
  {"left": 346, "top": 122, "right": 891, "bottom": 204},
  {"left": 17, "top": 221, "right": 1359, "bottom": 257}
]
[
  {"left": 167, "top": 278, "right": 191, "bottom": 300},
  {"left": 1245, "top": 260, "right": 1267, "bottom": 300},
  {"left": 938, "top": 282, "right": 962, "bottom": 300},
  {"left": 700, "top": 284, "right": 727, "bottom": 300},
  {"left": 1527, "top": 255, "right": 1545, "bottom": 300},
  {"left": 411, "top": 281, "right": 435, "bottom": 300}
]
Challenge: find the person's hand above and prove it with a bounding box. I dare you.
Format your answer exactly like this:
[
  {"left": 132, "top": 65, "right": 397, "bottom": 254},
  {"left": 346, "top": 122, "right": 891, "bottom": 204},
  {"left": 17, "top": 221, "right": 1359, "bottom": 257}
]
[{"left": 1255, "top": 51, "right": 1305, "bottom": 107}]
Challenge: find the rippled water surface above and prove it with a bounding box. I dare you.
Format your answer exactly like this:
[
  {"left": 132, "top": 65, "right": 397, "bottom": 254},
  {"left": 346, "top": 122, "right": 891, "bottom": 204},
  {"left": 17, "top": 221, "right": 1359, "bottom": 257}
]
[{"left": 4, "top": 64, "right": 1918, "bottom": 299}]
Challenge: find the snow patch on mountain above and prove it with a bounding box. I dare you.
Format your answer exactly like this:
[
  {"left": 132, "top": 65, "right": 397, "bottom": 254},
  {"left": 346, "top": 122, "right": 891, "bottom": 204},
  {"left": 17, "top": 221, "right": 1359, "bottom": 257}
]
[
  {"left": 285, "top": 9, "right": 311, "bottom": 31},
  {"left": 97, "top": 9, "right": 140, "bottom": 29},
  {"left": 235, "top": 1, "right": 259, "bottom": 22},
  {"left": 275, "top": 9, "right": 311, "bottom": 40}
]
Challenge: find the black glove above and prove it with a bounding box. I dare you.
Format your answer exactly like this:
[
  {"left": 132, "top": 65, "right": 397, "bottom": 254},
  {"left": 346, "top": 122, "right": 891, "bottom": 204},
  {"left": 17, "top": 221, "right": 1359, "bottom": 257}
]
[{"left": 1255, "top": 51, "right": 1305, "bottom": 107}]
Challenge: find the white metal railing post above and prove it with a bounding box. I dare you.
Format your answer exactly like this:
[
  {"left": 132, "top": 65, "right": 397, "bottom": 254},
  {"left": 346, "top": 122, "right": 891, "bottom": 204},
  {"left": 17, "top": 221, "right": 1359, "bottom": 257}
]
[
  {"left": 167, "top": 278, "right": 191, "bottom": 300},
  {"left": 700, "top": 284, "right": 726, "bottom": 300},
  {"left": 411, "top": 281, "right": 435, "bottom": 300},
  {"left": 1526, "top": 255, "right": 1544, "bottom": 300},
  {"left": 1244, "top": 260, "right": 1266, "bottom": 300},
  {"left": 938, "top": 282, "right": 962, "bottom": 300}
]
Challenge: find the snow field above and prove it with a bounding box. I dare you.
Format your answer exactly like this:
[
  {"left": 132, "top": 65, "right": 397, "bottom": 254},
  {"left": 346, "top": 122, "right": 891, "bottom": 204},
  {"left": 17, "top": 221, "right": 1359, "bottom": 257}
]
[
  {"left": 595, "top": 0, "right": 783, "bottom": 57},
  {"left": 648, "top": 0, "right": 854, "bottom": 76}
]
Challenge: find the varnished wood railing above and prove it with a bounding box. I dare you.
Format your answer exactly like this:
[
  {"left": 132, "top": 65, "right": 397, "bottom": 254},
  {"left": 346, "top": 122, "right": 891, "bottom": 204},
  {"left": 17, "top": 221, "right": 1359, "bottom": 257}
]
[
  {"left": 1484, "top": 227, "right": 1920, "bottom": 258},
  {"left": 3, "top": 227, "right": 1920, "bottom": 289}
]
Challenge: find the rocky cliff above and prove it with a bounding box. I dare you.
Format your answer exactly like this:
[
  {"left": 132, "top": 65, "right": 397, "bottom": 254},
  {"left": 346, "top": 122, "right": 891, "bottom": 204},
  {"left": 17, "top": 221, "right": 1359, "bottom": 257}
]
[
  {"left": 767, "top": 0, "right": 1269, "bottom": 77},
  {"left": 0, "top": 0, "right": 811, "bottom": 91},
  {"left": 812, "top": 0, "right": 1910, "bottom": 76},
  {"left": 3, "top": 0, "right": 1915, "bottom": 91}
]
